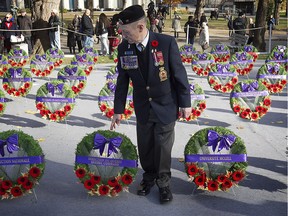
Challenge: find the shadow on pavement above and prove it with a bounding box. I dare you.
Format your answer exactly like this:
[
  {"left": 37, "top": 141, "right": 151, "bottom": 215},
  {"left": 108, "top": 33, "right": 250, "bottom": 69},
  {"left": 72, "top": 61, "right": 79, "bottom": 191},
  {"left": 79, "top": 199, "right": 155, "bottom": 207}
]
[{"left": 0, "top": 114, "right": 46, "bottom": 128}]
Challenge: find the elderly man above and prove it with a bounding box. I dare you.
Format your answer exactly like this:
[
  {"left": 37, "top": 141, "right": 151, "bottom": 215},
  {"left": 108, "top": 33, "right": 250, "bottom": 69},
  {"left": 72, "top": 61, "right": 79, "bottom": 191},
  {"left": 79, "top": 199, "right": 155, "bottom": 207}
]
[
  {"left": 81, "top": 9, "right": 94, "bottom": 47},
  {"left": 17, "top": 8, "right": 33, "bottom": 55},
  {"left": 110, "top": 5, "right": 191, "bottom": 204},
  {"left": 48, "top": 9, "right": 60, "bottom": 49}
]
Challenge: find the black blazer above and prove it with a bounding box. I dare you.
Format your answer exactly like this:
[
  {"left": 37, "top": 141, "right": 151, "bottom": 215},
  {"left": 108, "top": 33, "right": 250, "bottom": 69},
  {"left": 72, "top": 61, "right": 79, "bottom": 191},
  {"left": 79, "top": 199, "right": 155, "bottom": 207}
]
[{"left": 114, "top": 31, "right": 191, "bottom": 124}]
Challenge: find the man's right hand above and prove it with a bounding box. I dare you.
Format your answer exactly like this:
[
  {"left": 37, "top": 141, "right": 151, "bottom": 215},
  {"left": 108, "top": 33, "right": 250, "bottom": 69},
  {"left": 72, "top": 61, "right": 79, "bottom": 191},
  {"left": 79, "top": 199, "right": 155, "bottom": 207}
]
[{"left": 110, "top": 114, "right": 122, "bottom": 130}]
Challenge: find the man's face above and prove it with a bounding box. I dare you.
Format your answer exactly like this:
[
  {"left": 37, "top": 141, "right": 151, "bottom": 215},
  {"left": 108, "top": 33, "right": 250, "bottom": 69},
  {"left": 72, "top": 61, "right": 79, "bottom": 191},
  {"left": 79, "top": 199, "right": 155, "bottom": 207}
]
[{"left": 119, "top": 22, "right": 143, "bottom": 44}]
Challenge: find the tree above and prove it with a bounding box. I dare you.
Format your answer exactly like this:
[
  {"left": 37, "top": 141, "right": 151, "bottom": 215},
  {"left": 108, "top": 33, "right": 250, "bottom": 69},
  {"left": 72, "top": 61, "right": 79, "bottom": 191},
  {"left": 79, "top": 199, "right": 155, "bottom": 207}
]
[
  {"left": 254, "top": 0, "right": 269, "bottom": 52},
  {"left": 194, "top": 0, "right": 205, "bottom": 20},
  {"left": 273, "top": 0, "right": 283, "bottom": 25},
  {"left": 31, "top": 0, "right": 61, "bottom": 54}
]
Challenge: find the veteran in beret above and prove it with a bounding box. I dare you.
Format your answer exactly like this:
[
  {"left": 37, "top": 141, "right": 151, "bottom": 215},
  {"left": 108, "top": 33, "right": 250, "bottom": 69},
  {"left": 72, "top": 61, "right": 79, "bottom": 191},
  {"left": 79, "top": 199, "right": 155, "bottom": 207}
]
[{"left": 110, "top": 5, "right": 191, "bottom": 204}]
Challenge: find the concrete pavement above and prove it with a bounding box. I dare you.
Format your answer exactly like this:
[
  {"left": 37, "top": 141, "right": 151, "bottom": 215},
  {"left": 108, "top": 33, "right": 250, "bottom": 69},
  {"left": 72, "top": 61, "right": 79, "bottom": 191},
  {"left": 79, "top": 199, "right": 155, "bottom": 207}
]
[{"left": 0, "top": 59, "right": 287, "bottom": 216}]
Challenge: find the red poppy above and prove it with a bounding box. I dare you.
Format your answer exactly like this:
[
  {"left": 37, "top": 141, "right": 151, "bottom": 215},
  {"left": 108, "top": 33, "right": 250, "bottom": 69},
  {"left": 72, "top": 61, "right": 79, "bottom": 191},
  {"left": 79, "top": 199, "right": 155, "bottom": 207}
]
[
  {"left": 121, "top": 174, "right": 133, "bottom": 185},
  {"left": 113, "top": 183, "right": 122, "bottom": 193},
  {"left": 187, "top": 164, "right": 198, "bottom": 176},
  {"left": 207, "top": 180, "right": 219, "bottom": 191},
  {"left": 75, "top": 168, "right": 86, "bottom": 178},
  {"left": 22, "top": 181, "right": 34, "bottom": 190},
  {"left": 11, "top": 186, "right": 23, "bottom": 197},
  {"left": 91, "top": 175, "right": 101, "bottom": 184},
  {"left": 251, "top": 112, "right": 259, "bottom": 120},
  {"left": 263, "top": 98, "right": 271, "bottom": 106},
  {"left": 151, "top": 40, "right": 159, "bottom": 47},
  {"left": 281, "top": 80, "right": 287, "bottom": 85},
  {"left": 98, "top": 185, "right": 110, "bottom": 195},
  {"left": 195, "top": 110, "right": 201, "bottom": 116},
  {"left": 232, "top": 170, "right": 245, "bottom": 181},
  {"left": 59, "top": 111, "right": 66, "bottom": 118},
  {"left": 209, "top": 78, "right": 215, "bottom": 84},
  {"left": 100, "top": 104, "right": 107, "bottom": 112},
  {"left": 199, "top": 103, "right": 206, "bottom": 110},
  {"left": 0, "top": 104, "right": 3, "bottom": 111},
  {"left": 50, "top": 113, "right": 57, "bottom": 121},
  {"left": 255, "top": 106, "right": 262, "bottom": 112},
  {"left": 78, "top": 82, "right": 84, "bottom": 89},
  {"left": 1, "top": 180, "right": 12, "bottom": 190},
  {"left": 106, "top": 110, "right": 114, "bottom": 118},
  {"left": 221, "top": 179, "right": 233, "bottom": 190},
  {"left": 15, "top": 91, "right": 20, "bottom": 97},
  {"left": 240, "top": 111, "right": 249, "bottom": 119},
  {"left": 217, "top": 175, "right": 227, "bottom": 183},
  {"left": 17, "top": 176, "right": 29, "bottom": 185},
  {"left": 84, "top": 179, "right": 95, "bottom": 190},
  {"left": 29, "top": 167, "right": 41, "bottom": 178},
  {"left": 108, "top": 178, "right": 118, "bottom": 187},
  {"left": 129, "top": 101, "right": 134, "bottom": 108},
  {"left": 0, "top": 187, "right": 6, "bottom": 195},
  {"left": 194, "top": 175, "right": 206, "bottom": 186}
]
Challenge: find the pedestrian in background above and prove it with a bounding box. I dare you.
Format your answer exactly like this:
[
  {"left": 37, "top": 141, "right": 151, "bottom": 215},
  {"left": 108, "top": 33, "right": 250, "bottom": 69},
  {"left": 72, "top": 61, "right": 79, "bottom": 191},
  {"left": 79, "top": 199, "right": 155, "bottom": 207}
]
[
  {"left": 0, "top": 13, "right": 19, "bottom": 53},
  {"left": 110, "top": 5, "right": 191, "bottom": 204},
  {"left": 67, "top": 23, "right": 76, "bottom": 54},
  {"left": 95, "top": 13, "right": 110, "bottom": 55},
  {"left": 172, "top": 14, "right": 181, "bottom": 38},
  {"left": 81, "top": 9, "right": 94, "bottom": 47},
  {"left": 17, "top": 8, "right": 33, "bottom": 55},
  {"left": 72, "top": 14, "right": 82, "bottom": 52},
  {"left": 267, "top": 14, "right": 275, "bottom": 34},
  {"left": 199, "top": 12, "right": 208, "bottom": 27},
  {"left": 247, "top": 18, "right": 255, "bottom": 44},
  {"left": 199, "top": 21, "right": 209, "bottom": 51},
  {"left": 227, "top": 13, "right": 233, "bottom": 36},
  {"left": 184, "top": 15, "right": 198, "bottom": 46},
  {"left": 48, "top": 9, "right": 60, "bottom": 49},
  {"left": 233, "top": 11, "right": 246, "bottom": 36}
]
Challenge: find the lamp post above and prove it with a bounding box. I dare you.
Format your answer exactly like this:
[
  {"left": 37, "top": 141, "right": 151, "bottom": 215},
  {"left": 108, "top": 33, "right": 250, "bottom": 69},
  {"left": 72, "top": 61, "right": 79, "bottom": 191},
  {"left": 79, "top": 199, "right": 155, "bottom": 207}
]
[{"left": 61, "top": 0, "right": 64, "bottom": 33}]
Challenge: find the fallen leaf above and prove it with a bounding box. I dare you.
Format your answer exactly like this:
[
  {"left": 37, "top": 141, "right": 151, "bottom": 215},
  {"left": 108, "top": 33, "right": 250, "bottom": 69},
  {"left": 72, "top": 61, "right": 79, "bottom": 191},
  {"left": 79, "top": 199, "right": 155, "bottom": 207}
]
[
  {"left": 178, "top": 158, "right": 184, "bottom": 162},
  {"left": 236, "top": 126, "right": 244, "bottom": 129},
  {"left": 25, "top": 110, "right": 37, "bottom": 114},
  {"left": 37, "top": 138, "right": 45, "bottom": 142},
  {"left": 16, "top": 126, "right": 22, "bottom": 129}
]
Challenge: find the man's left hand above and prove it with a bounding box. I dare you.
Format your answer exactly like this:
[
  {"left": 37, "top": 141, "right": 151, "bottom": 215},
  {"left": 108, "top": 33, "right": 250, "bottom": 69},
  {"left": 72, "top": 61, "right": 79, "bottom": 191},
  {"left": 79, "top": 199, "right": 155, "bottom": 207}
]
[{"left": 179, "top": 107, "right": 191, "bottom": 119}]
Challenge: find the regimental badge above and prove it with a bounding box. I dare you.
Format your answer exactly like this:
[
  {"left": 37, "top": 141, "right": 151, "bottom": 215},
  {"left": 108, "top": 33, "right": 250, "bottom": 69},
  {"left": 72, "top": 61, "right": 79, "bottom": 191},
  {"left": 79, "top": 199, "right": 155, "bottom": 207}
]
[
  {"left": 153, "top": 51, "right": 164, "bottom": 67},
  {"left": 159, "top": 67, "right": 168, "bottom": 81}
]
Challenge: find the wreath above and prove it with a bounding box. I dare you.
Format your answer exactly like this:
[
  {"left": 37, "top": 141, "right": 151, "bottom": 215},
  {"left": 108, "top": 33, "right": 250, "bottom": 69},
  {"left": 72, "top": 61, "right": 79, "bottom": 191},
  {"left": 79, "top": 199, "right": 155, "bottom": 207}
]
[
  {"left": 35, "top": 80, "right": 76, "bottom": 122},
  {"left": 208, "top": 63, "right": 238, "bottom": 93},
  {"left": 74, "top": 130, "right": 138, "bottom": 197},
  {"left": 179, "top": 44, "right": 198, "bottom": 64},
  {"left": 0, "top": 130, "right": 45, "bottom": 199},
  {"left": 257, "top": 62, "right": 287, "bottom": 94},
  {"left": 98, "top": 80, "right": 134, "bottom": 120},
  {"left": 71, "top": 53, "right": 94, "bottom": 76},
  {"left": 8, "top": 47, "right": 29, "bottom": 67},
  {"left": 0, "top": 89, "right": 7, "bottom": 117},
  {"left": 2, "top": 67, "right": 33, "bottom": 97},
  {"left": 179, "top": 83, "right": 206, "bottom": 121},
  {"left": 111, "top": 48, "right": 118, "bottom": 63},
  {"left": 230, "top": 51, "right": 254, "bottom": 76},
  {"left": 184, "top": 127, "right": 248, "bottom": 192},
  {"left": 80, "top": 47, "right": 99, "bottom": 63},
  {"left": 57, "top": 65, "right": 87, "bottom": 95},
  {"left": 191, "top": 53, "right": 215, "bottom": 76},
  {"left": 230, "top": 80, "right": 271, "bottom": 121},
  {"left": 265, "top": 46, "right": 288, "bottom": 71},
  {"left": 106, "top": 66, "right": 118, "bottom": 81},
  {"left": 239, "top": 45, "right": 259, "bottom": 62},
  {"left": 46, "top": 48, "right": 64, "bottom": 67},
  {"left": 0, "top": 54, "right": 9, "bottom": 77},
  {"left": 210, "top": 44, "right": 230, "bottom": 63},
  {"left": 30, "top": 54, "right": 55, "bottom": 77}
]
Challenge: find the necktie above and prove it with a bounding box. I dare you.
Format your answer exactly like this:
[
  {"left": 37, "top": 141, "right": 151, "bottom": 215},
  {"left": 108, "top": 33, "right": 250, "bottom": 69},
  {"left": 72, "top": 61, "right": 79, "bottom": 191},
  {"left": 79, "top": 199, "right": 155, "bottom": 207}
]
[{"left": 138, "top": 43, "right": 145, "bottom": 52}]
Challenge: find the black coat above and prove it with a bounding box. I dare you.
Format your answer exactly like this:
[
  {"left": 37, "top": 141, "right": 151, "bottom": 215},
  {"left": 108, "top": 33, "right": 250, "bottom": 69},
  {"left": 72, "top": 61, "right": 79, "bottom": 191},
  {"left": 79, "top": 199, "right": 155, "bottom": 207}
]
[
  {"left": 17, "top": 15, "right": 32, "bottom": 37},
  {"left": 48, "top": 15, "right": 60, "bottom": 32},
  {"left": 114, "top": 31, "right": 191, "bottom": 124},
  {"left": 81, "top": 14, "right": 94, "bottom": 37},
  {"left": 0, "top": 18, "right": 19, "bottom": 39}
]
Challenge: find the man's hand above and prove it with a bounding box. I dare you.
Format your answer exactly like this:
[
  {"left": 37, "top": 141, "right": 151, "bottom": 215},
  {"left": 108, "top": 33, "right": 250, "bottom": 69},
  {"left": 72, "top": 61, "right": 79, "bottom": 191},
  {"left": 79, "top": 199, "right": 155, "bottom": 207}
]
[
  {"left": 110, "top": 114, "right": 122, "bottom": 130},
  {"left": 179, "top": 107, "right": 191, "bottom": 119}
]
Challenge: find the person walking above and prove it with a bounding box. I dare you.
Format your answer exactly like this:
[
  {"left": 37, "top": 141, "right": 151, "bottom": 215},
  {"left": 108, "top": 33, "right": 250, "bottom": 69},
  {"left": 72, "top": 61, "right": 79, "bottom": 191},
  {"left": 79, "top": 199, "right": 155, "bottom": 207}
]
[
  {"left": 0, "top": 13, "right": 19, "bottom": 53},
  {"left": 233, "top": 11, "right": 246, "bottom": 36},
  {"left": 199, "top": 21, "right": 209, "bottom": 51},
  {"left": 48, "top": 9, "right": 60, "bottom": 49},
  {"left": 227, "top": 13, "right": 233, "bottom": 36},
  {"left": 172, "top": 13, "right": 181, "bottom": 38},
  {"left": 110, "top": 5, "right": 191, "bottom": 204},
  {"left": 267, "top": 14, "right": 275, "bottom": 34},
  {"left": 95, "top": 13, "right": 110, "bottom": 56},
  {"left": 17, "top": 8, "right": 33, "bottom": 55},
  {"left": 81, "top": 9, "right": 94, "bottom": 47},
  {"left": 72, "top": 14, "right": 82, "bottom": 52},
  {"left": 184, "top": 15, "right": 198, "bottom": 46}
]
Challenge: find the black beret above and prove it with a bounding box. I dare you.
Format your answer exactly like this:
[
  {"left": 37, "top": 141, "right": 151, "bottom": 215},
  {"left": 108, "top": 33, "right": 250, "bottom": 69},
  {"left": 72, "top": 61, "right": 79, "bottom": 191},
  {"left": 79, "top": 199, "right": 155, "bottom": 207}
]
[{"left": 118, "top": 5, "right": 145, "bottom": 25}]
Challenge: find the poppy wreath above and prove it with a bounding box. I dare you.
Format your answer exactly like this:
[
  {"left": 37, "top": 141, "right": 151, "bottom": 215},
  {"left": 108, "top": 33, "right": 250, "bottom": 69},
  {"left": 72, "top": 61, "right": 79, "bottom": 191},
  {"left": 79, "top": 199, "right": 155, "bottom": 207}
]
[
  {"left": 179, "top": 83, "right": 206, "bottom": 121},
  {"left": 230, "top": 51, "right": 254, "bottom": 76},
  {"left": 2, "top": 67, "right": 33, "bottom": 97},
  {"left": 210, "top": 44, "right": 230, "bottom": 63},
  {"left": 71, "top": 53, "right": 94, "bottom": 76},
  {"left": 191, "top": 52, "right": 215, "bottom": 76},
  {"left": 98, "top": 80, "right": 134, "bottom": 120},
  {"left": 239, "top": 45, "right": 259, "bottom": 62},
  {"left": 208, "top": 62, "right": 238, "bottom": 93},
  {"left": 80, "top": 47, "right": 99, "bottom": 63},
  {"left": 74, "top": 130, "right": 138, "bottom": 197},
  {"left": 57, "top": 65, "right": 87, "bottom": 96},
  {"left": 0, "top": 89, "right": 7, "bottom": 116},
  {"left": 7, "top": 47, "right": 29, "bottom": 67},
  {"left": 179, "top": 44, "right": 198, "bottom": 64},
  {"left": 230, "top": 80, "right": 271, "bottom": 121},
  {"left": 257, "top": 62, "right": 287, "bottom": 94},
  {"left": 111, "top": 48, "right": 118, "bottom": 64},
  {"left": 0, "top": 130, "right": 45, "bottom": 199},
  {"left": 46, "top": 48, "right": 64, "bottom": 68},
  {"left": 30, "top": 54, "right": 55, "bottom": 77},
  {"left": 184, "top": 126, "right": 248, "bottom": 192},
  {"left": 265, "top": 46, "right": 288, "bottom": 71},
  {"left": 35, "top": 80, "right": 76, "bottom": 122},
  {"left": 0, "top": 54, "right": 9, "bottom": 77},
  {"left": 106, "top": 66, "right": 118, "bottom": 81}
]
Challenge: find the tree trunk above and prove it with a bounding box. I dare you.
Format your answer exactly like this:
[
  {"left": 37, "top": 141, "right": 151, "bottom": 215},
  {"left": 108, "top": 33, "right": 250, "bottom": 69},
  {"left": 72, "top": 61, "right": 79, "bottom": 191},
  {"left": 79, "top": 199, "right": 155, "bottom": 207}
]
[
  {"left": 87, "top": 0, "right": 94, "bottom": 20},
  {"left": 123, "top": 0, "right": 127, "bottom": 9},
  {"left": 254, "top": 0, "right": 269, "bottom": 52},
  {"left": 273, "top": 0, "right": 281, "bottom": 25},
  {"left": 194, "top": 0, "right": 205, "bottom": 21},
  {"left": 31, "top": 0, "right": 61, "bottom": 54}
]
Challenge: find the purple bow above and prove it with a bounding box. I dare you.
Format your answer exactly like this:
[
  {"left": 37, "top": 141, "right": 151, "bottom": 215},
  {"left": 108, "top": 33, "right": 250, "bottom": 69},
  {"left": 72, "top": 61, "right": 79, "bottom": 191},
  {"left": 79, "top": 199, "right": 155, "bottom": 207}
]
[
  {"left": 216, "top": 44, "right": 224, "bottom": 51},
  {"left": 0, "top": 134, "right": 19, "bottom": 157},
  {"left": 14, "top": 49, "right": 22, "bottom": 55},
  {"left": 190, "top": 84, "right": 195, "bottom": 92},
  {"left": 84, "top": 47, "right": 93, "bottom": 53},
  {"left": 50, "top": 49, "right": 58, "bottom": 55},
  {"left": 9, "top": 68, "right": 22, "bottom": 78},
  {"left": 217, "top": 63, "right": 230, "bottom": 73},
  {"left": 236, "top": 52, "right": 247, "bottom": 60},
  {"left": 0, "top": 55, "right": 2, "bottom": 60},
  {"left": 244, "top": 45, "right": 253, "bottom": 52},
  {"left": 198, "top": 53, "right": 207, "bottom": 60},
  {"left": 207, "top": 130, "right": 236, "bottom": 152},
  {"left": 65, "top": 67, "right": 78, "bottom": 76},
  {"left": 277, "top": 45, "right": 286, "bottom": 52},
  {"left": 93, "top": 133, "right": 122, "bottom": 157},
  {"left": 267, "top": 64, "right": 280, "bottom": 74},
  {"left": 36, "top": 54, "right": 47, "bottom": 61},
  {"left": 241, "top": 81, "right": 258, "bottom": 92},
  {"left": 274, "top": 52, "right": 284, "bottom": 60},
  {"left": 46, "top": 83, "right": 64, "bottom": 96},
  {"left": 76, "top": 54, "right": 87, "bottom": 62}
]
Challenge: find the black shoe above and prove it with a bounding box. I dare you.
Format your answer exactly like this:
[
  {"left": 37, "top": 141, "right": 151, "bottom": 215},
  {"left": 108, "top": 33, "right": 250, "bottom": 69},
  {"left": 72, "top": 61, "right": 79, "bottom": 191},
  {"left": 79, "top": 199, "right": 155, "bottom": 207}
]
[
  {"left": 159, "top": 186, "right": 173, "bottom": 204},
  {"left": 137, "top": 181, "right": 155, "bottom": 196}
]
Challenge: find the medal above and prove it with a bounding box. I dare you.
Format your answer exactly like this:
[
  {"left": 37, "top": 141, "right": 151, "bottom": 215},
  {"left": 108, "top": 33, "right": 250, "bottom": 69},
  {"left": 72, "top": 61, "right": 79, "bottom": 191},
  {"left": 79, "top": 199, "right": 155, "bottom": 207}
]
[
  {"left": 159, "top": 67, "right": 168, "bottom": 81},
  {"left": 153, "top": 51, "right": 164, "bottom": 66}
]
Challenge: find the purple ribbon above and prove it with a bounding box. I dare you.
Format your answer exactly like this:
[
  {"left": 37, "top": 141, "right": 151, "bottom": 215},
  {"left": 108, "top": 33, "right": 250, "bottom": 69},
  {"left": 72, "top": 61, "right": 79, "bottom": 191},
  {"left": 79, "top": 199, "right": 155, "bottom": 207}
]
[
  {"left": 267, "top": 64, "right": 280, "bottom": 74},
  {"left": 36, "top": 97, "right": 75, "bottom": 103},
  {"left": 76, "top": 54, "right": 87, "bottom": 62},
  {"left": 274, "top": 52, "right": 284, "bottom": 60},
  {"left": 206, "top": 130, "right": 236, "bottom": 152},
  {"left": 236, "top": 52, "right": 247, "bottom": 61},
  {"left": 0, "top": 156, "right": 44, "bottom": 165},
  {"left": 3, "top": 78, "right": 32, "bottom": 82},
  {"left": 65, "top": 67, "right": 78, "bottom": 76},
  {"left": 57, "top": 76, "right": 87, "bottom": 81},
  {"left": 93, "top": 133, "right": 122, "bottom": 157},
  {"left": 75, "top": 155, "right": 138, "bottom": 168},
  {"left": 46, "top": 83, "right": 64, "bottom": 96},
  {"left": 14, "top": 49, "right": 22, "bottom": 55},
  {"left": 98, "top": 95, "right": 133, "bottom": 102},
  {"left": 190, "top": 84, "right": 194, "bottom": 92},
  {"left": 36, "top": 54, "right": 47, "bottom": 61},
  {"left": 198, "top": 53, "right": 208, "bottom": 60},
  {"left": 241, "top": 81, "right": 258, "bottom": 92},
  {"left": 216, "top": 44, "right": 224, "bottom": 51},
  {"left": 107, "top": 82, "right": 116, "bottom": 92},
  {"left": 9, "top": 68, "right": 22, "bottom": 78},
  {"left": 185, "top": 154, "right": 247, "bottom": 162},
  {"left": 244, "top": 45, "right": 253, "bottom": 52},
  {"left": 0, "top": 134, "right": 19, "bottom": 157},
  {"left": 0, "top": 98, "right": 6, "bottom": 102},
  {"left": 50, "top": 49, "right": 58, "bottom": 55},
  {"left": 217, "top": 63, "right": 230, "bottom": 73}
]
